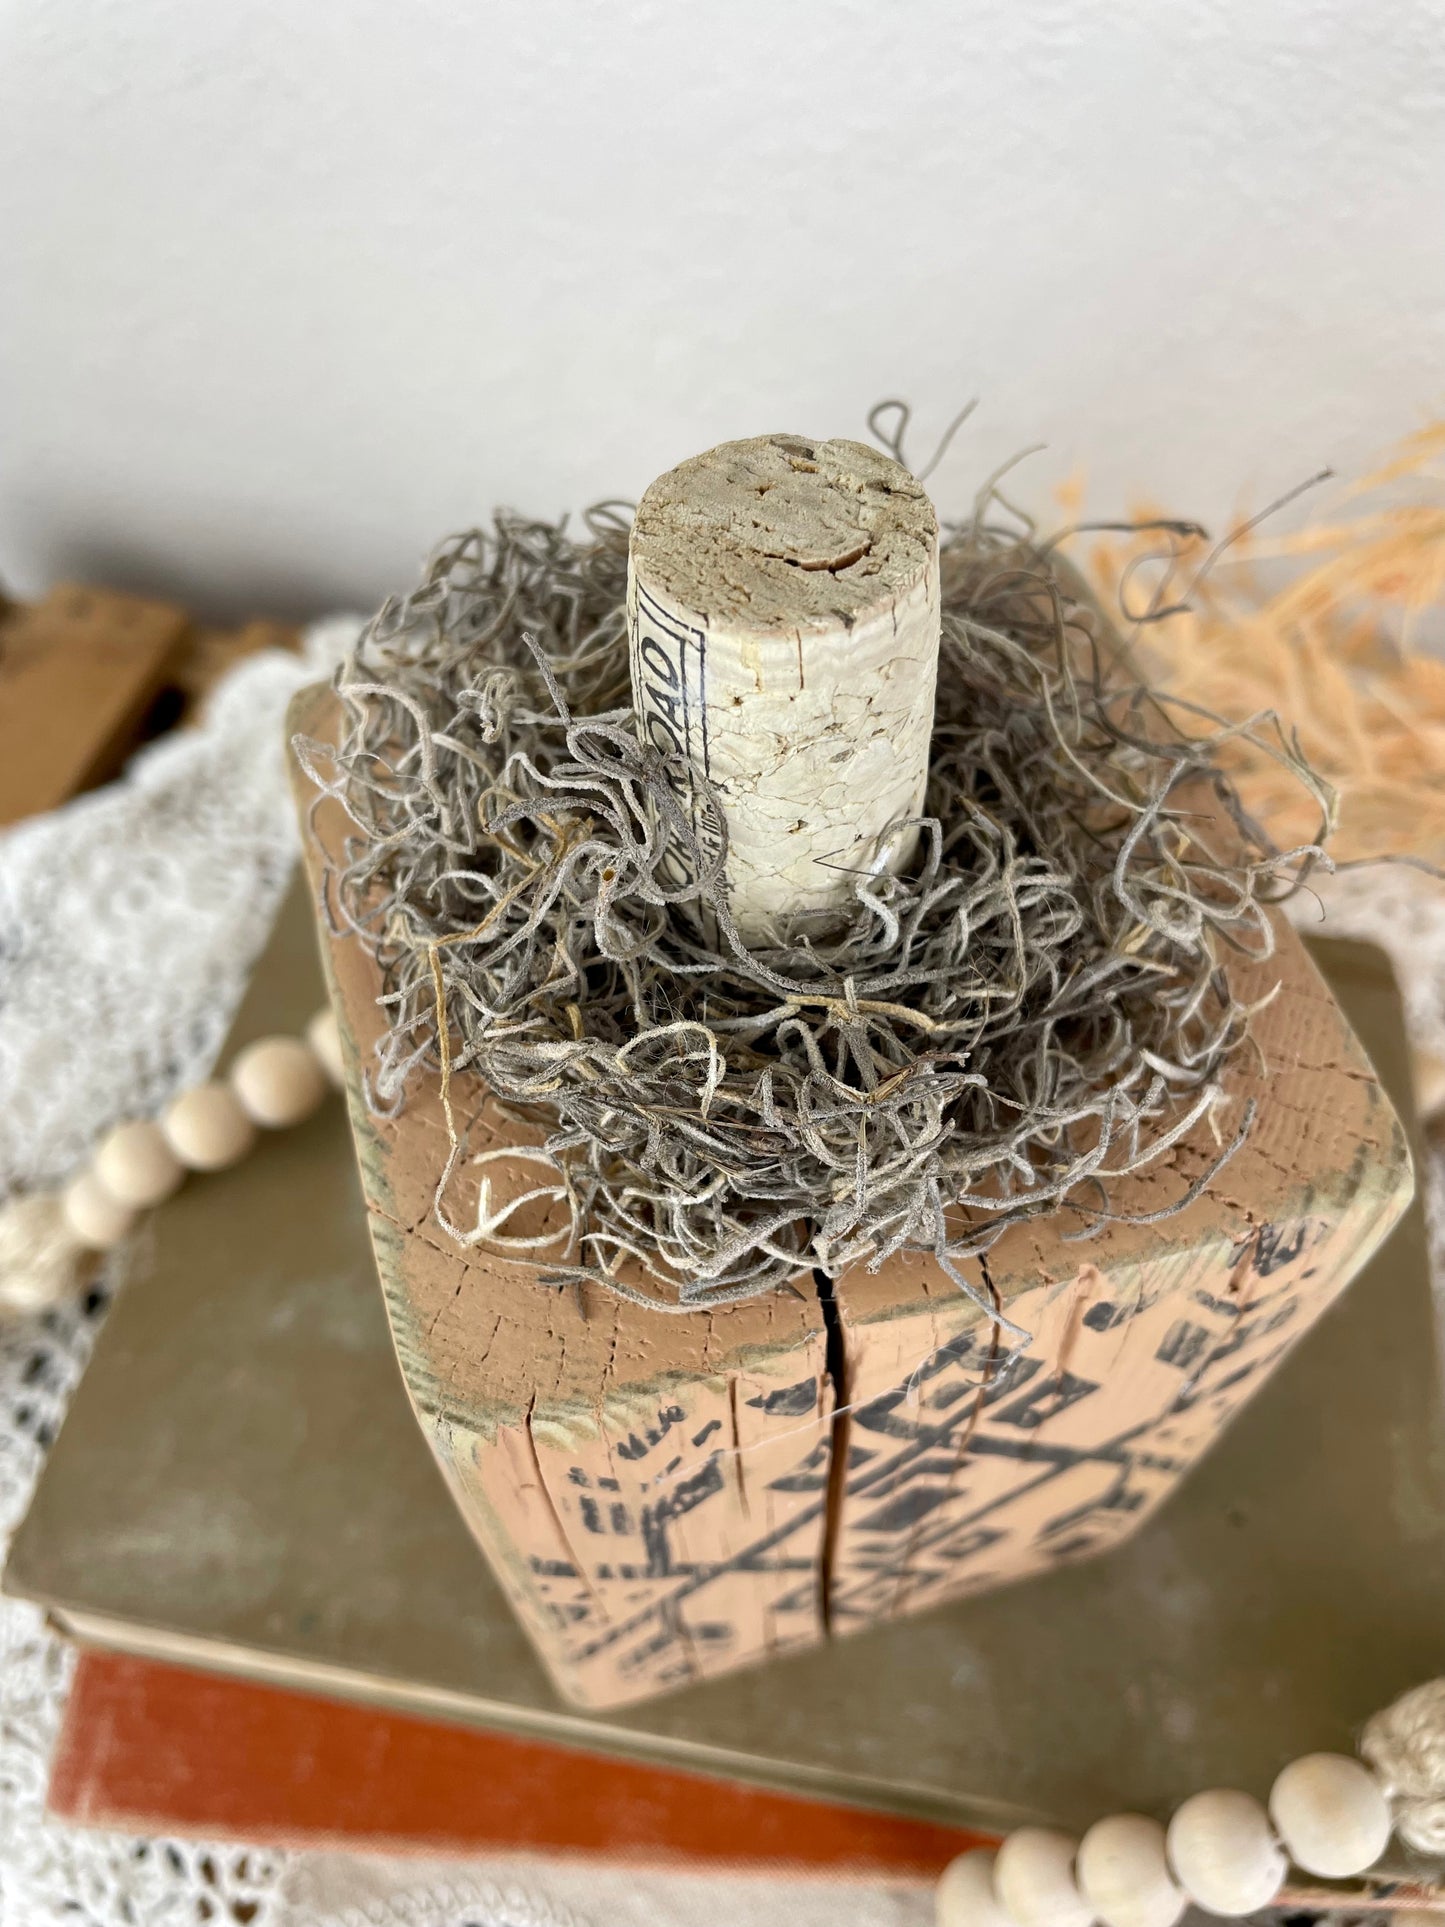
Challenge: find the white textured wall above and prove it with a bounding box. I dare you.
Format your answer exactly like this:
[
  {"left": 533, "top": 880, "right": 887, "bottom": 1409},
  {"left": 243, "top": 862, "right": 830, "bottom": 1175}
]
[{"left": 1, "top": 0, "right": 1442, "bottom": 620}]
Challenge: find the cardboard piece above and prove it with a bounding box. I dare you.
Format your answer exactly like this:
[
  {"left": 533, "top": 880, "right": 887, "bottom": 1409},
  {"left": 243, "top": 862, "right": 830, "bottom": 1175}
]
[
  {"left": 0, "top": 584, "right": 189, "bottom": 826},
  {"left": 0, "top": 583, "right": 303, "bottom": 828}
]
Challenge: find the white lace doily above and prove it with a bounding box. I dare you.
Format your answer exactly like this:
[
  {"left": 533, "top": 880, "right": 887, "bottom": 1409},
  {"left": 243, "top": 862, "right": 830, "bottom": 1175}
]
[
  {"left": 0, "top": 624, "right": 357, "bottom": 1201},
  {"left": 0, "top": 631, "right": 942, "bottom": 1927},
  {"left": 0, "top": 633, "right": 340, "bottom": 1927},
  {"left": 0, "top": 631, "right": 1437, "bottom": 1927},
  {"left": 1290, "top": 864, "right": 1445, "bottom": 1065}
]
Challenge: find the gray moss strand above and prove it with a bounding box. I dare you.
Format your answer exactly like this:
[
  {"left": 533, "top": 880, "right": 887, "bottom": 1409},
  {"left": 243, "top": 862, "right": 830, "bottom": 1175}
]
[{"left": 295, "top": 483, "right": 1331, "bottom": 1316}]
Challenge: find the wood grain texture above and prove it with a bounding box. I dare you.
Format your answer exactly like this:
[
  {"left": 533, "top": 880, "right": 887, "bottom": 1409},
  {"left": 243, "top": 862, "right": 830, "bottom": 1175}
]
[{"left": 290, "top": 684, "right": 1412, "bottom": 1711}]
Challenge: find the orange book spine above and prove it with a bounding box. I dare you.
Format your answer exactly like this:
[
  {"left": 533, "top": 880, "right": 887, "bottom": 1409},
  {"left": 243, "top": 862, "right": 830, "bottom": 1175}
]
[{"left": 49, "top": 1652, "right": 993, "bottom": 1873}]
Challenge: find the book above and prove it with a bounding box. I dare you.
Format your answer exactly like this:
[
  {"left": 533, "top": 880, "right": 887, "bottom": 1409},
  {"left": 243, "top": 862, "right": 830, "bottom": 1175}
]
[
  {"left": 48, "top": 1649, "right": 992, "bottom": 1868},
  {"left": 7, "top": 880, "right": 1439, "bottom": 1837}
]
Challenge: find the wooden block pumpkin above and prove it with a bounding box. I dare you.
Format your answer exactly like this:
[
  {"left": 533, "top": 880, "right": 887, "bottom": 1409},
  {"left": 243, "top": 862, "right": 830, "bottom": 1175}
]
[{"left": 290, "top": 682, "right": 1411, "bottom": 1709}]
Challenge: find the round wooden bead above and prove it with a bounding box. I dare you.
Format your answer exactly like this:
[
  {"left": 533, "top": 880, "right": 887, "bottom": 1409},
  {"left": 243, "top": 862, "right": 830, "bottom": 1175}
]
[
  {"left": 1414, "top": 1046, "right": 1445, "bottom": 1123},
  {"left": 61, "top": 1168, "right": 138, "bottom": 1250},
  {"left": 995, "top": 1827, "right": 1092, "bottom": 1927},
  {"left": 230, "top": 1037, "right": 328, "bottom": 1129},
  {"left": 161, "top": 1082, "right": 257, "bottom": 1172},
  {"left": 306, "top": 1006, "right": 346, "bottom": 1088},
  {"left": 1166, "top": 1790, "right": 1286, "bottom": 1917},
  {"left": 936, "top": 1848, "right": 1015, "bottom": 1927},
  {"left": 94, "top": 1120, "right": 184, "bottom": 1210},
  {"left": 1268, "top": 1753, "right": 1391, "bottom": 1878},
  {"left": 1077, "top": 1815, "right": 1184, "bottom": 1927}
]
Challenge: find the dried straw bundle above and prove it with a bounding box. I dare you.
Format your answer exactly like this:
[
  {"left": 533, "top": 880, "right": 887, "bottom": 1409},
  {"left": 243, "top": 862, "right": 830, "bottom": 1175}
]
[
  {"left": 297, "top": 480, "right": 1329, "bottom": 1315},
  {"left": 1074, "top": 423, "right": 1445, "bottom": 866}
]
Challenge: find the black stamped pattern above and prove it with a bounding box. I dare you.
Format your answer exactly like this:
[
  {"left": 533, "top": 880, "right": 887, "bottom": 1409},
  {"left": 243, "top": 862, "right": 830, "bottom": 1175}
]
[{"left": 491, "top": 1210, "right": 1373, "bottom": 1704}]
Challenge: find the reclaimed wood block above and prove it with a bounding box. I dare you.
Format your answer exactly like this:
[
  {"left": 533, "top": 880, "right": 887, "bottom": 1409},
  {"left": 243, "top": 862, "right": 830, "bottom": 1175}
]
[
  {"left": 290, "top": 684, "right": 1413, "bottom": 1711},
  {"left": 0, "top": 584, "right": 189, "bottom": 827}
]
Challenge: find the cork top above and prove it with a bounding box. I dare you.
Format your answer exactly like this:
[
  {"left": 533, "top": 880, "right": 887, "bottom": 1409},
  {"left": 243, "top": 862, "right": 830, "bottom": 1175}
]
[{"left": 630, "top": 434, "right": 938, "bottom": 631}]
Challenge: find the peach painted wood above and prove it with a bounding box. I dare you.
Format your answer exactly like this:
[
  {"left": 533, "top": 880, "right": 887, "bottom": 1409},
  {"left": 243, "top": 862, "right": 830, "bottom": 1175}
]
[{"left": 290, "top": 682, "right": 1412, "bottom": 1710}]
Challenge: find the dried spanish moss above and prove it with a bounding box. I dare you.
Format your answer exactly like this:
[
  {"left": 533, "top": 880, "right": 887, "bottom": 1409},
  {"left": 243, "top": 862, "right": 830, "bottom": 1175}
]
[{"left": 295, "top": 474, "right": 1334, "bottom": 1323}]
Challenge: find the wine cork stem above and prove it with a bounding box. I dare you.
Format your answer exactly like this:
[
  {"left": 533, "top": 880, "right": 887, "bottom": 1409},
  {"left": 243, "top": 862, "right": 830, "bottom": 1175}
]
[{"left": 628, "top": 433, "right": 941, "bottom": 943}]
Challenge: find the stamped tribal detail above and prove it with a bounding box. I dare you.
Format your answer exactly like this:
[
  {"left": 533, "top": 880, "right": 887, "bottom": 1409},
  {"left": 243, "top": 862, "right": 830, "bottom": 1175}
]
[{"left": 503, "top": 1214, "right": 1346, "bottom": 1700}]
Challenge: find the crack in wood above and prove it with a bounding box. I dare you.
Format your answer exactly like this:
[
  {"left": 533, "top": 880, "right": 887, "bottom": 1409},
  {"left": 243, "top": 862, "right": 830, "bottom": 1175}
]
[{"left": 813, "top": 1267, "right": 850, "bottom": 1638}]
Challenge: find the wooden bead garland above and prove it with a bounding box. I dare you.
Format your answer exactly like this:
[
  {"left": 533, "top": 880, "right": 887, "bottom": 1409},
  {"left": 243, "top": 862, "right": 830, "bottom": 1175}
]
[
  {"left": 936, "top": 1848, "right": 1015, "bottom": 1927},
  {"left": 1166, "top": 1790, "right": 1286, "bottom": 1917},
  {"left": 161, "top": 1082, "right": 256, "bottom": 1172},
  {"left": 936, "top": 1702, "right": 1420, "bottom": 1927},
  {"left": 94, "top": 1120, "right": 184, "bottom": 1211},
  {"left": 1, "top": 1006, "right": 343, "bottom": 1313},
  {"left": 60, "top": 1169, "right": 137, "bottom": 1251},
  {"left": 230, "top": 1035, "right": 328, "bottom": 1129},
  {"left": 994, "top": 1828, "right": 1091, "bottom": 1927},
  {"left": 306, "top": 1006, "right": 346, "bottom": 1088},
  {"left": 1268, "top": 1752, "right": 1391, "bottom": 1879},
  {"left": 1075, "top": 1815, "right": 1183, "bottom": 1927}
]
